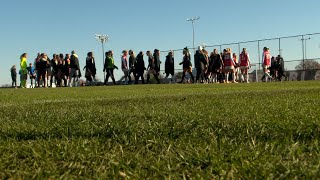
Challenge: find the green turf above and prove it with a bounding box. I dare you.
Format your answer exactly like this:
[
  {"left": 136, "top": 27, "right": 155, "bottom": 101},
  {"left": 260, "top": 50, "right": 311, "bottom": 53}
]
[{"left": 0, "top": 81, "right": 320, "bottom": 179}]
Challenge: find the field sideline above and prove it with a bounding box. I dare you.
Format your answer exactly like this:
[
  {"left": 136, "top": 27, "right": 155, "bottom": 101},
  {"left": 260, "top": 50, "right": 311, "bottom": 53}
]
[{"left": 0, "top": 81, "right": 320, "bottom": 178}]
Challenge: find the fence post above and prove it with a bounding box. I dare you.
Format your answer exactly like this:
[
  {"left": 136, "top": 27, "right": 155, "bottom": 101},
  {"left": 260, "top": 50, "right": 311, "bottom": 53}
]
[
  {"left": 258, "top": 40, "right": 261, "bottom": 71},
  {"left": 301, "top": 35, "right": 305, "bottom": 70}
]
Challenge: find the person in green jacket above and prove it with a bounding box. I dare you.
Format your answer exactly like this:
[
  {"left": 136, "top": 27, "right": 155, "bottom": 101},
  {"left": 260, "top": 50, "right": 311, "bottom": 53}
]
[
  {"left": 103, "top": 50, "right": 118, "bottom": 85},
  {"left": 20, "top": 53, "right": 28, "bottom": 88}
]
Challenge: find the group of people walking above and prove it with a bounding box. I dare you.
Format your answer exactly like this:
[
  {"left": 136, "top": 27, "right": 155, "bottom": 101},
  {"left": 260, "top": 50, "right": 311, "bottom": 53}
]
[
  {"left": 11, "top": 46, "right": 285, "bottom": 88},
  {"left": 11, "top": 51, "right": 85, "bottom": 88}
]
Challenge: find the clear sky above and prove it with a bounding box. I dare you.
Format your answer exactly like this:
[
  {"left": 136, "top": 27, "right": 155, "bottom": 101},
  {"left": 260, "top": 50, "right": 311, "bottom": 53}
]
[{"left": 1, "top": 0, "right": 320, "bottom": 85}]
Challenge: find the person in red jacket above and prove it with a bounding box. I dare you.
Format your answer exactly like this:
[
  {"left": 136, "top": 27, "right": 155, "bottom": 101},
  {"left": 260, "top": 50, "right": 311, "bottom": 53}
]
[
  {"left": 239, "top": 48, "right": 251, "bottom": 83},
  {"left": 262, "top": 47, "right": 272, "bottom": 82},
  {"left": 223, "top": 48, "right": 237, "bottom": 83}
]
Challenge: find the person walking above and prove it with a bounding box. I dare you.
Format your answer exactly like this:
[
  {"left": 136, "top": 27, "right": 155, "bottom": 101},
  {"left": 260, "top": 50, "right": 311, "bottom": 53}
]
[
  {"left": 135, "top": 51, "right": 146, "bottom": 84},
  {"left": 103, "top": 50, "right": 118, "bottom": 85},
  {"left": 68, "top": 50, "right": 80, "bottom": 87},
  {"left": 276, "top": 55, "right": 287, "bottom": 81},
  {"left": 20, "top": 53, "right": 28, "bottom": 88},
  {"left": 10, "top": 65, "right": 17, "bottom": 88},
  {"left": 262, "top": 47, "right": 272, "bottom": 82},
  {"left": 84, "top": 52, "right": 96, "bottom": 85},
  {"left": 128, "top": 50, "right": 136, "bottom": 84},
  {"left": 118, "top": 50, "right": 129, "bottom": 85},
  {"left": 146, "top": 50, "right": 160, "bottom": 84},
  {"left": 153, "top": 49, "right": 161, "bottom": 84},
  {"left": 179, "top": 47, "right": 194, "bottom": 83},
  {"left": 165, "top": 51, "right": 175, "bottom": 83}
]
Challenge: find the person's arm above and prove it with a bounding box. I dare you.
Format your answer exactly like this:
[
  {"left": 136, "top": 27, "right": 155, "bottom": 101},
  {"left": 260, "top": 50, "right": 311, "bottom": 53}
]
[{"left": 247, "top": 53, "right": 251, "bottom": 67}]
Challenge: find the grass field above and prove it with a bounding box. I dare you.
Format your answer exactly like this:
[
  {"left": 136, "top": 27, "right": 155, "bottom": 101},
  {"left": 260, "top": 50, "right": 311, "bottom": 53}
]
[{"left": 0, "top": 81, "right": 320, "bottom": 179}]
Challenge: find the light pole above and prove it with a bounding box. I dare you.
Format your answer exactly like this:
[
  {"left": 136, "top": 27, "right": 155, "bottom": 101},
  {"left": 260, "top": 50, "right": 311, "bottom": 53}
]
[
  {"left": 187, "top": 16, "right": 200, "bottom": 64},
  {"left": 95, "top": 34, "right": 110, "bottom": 83},
  {"left": 304, "top": 37, "right": 311, "bottom": 60}
]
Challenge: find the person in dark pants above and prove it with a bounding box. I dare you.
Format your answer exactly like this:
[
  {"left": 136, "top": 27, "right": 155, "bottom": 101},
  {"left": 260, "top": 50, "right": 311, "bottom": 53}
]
[
  {"left": 83, "top": 52, "right": 96, "bottom": 85},
  {"left": 56, "top": 58, "right": 66, "bottom": 87},
  {"left": 270, "top": 56, "right": 277, "bottom": 80},
  {"left": 179, "top": 47, "right": 194, "bottom": 83},
  {"left": 276, "top": 55, "right": 287, "bottom": 81},
  {"left": 146, "top": 50, "right": 160, "bottom": 84},
  {"left": 128, "top": 50, "right": 136, "bottom": 84},
  {"left": 38, "top": 53, "right": 49, "bottom": 88},
  {"left": 64, "top": 54, "right": 71, "bottom": 86},
  {"left": 10, "top": 65, "right": 17, "bottom": 88},
  {"left": 135, "top": 51, "right": 146, "bottom": 84},
  {"left": 103, "top": 51, "right": 118, "bottom": 85},
  {"left": 68, "top": 50, "right": 81, "bottom": 87},
  {"left": 194, "top": 46, "right": 206, "bottom": 83},
  {"left": 153, "top": 49, "right": 161, "bottom": 84},
  {"left": 165, "top": 51, "right": 175, "bottom": 83},
  {"left": 210, "top": 49, "right": 224, "bottom": 83},
  {"left": 51, "top": 54, "right": 59, "bottom": 87}
]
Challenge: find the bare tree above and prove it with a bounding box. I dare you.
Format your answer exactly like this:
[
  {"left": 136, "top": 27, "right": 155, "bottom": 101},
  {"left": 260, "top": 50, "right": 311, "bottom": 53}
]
[{"left": 295, "top": 60, "right": 320, "bottom": 70}]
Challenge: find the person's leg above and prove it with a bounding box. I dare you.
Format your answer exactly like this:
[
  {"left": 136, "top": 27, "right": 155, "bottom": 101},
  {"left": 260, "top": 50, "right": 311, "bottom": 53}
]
[
  {"left": 110, "top": 70, "right": 116, "bottom": 85},
  {"left": 41, "top": 73, "right": 46, "bottom": 87},
  {"left": 189, "top": 71, "right": 195, "bottom": 83},
  {"left": 154, "top": 72, "right": 160, "bottom": 84},
  {"left": 128, "top": 71, "right": 132, "bottom": 84},
  {"left": 146, "top": 73, "right": 151, "bottom": 84},
  {"left": 124, "top": 70, "right": 129, "bottom": 84},
  {"left": 171, "top": 72, "right": 175, "bottom": 83},
  {"left": 225, "top": 69, "right": 229, "bottom": 83},
  {"left": 264, "top": 67, "right": 271, "bottom": 82},
  {"left": 180, "top": 71, "right": 186, "bottom": 83}
]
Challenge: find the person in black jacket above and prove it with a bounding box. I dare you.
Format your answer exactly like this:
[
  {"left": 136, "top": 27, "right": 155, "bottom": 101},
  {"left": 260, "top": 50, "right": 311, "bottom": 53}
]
[
  {"left": 165, "top": 51, "right": 175, "bottom": 83},
  {"left": 134, "top": 51, "right": 146, "bottom": 84},
  {"left": 38, "top": 53, "right": 49, "bottom": 88},
  {"left": 64, "top": 54, "right": 71, "bottom": 85},
  {"left": 146, "top": 50, "right": 160, "bottom": 84},
  {"left": 83, "top": 52, "right": 96, "bottom": 85},
  {"left": 210, "top": 49, "right": 224, "bottom": 83},
  {"left": 276, "top": 55, "right": 287, "bottom": 81},
  {"left": 46, "top": 55, "right": 52, "bottom": 87},
  {"left": 179, "top": 47, "right": 194, "bottom": 83},
  {"left": 50, "top": 54, "right": 59, "bottom": 87},
  {"left": 153, "top": 49, "right": 161, "bottom": 84},
  {"left": 194, "top": 46, "right": 206, "bottom": 83},
  {"left": 68, "top": 50, "right": 80, "bottom": 87},
  {"left": 128, "top": 50, "right": 136, "bottom": 84}
]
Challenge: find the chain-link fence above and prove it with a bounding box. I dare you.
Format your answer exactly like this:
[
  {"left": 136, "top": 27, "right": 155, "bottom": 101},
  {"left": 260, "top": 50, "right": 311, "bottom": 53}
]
[{"left": 156, "top": 32, "right": 320, "bottom": 82}]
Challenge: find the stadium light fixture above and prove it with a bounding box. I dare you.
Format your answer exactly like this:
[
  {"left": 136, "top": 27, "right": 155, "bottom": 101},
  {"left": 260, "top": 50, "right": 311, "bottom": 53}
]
[{"left": 95, "top": 34, "right": 110, "bottom": 83}]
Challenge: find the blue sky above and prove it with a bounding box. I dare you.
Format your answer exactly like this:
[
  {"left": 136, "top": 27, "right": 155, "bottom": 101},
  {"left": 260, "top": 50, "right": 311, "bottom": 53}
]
[{"left": 1, "top": 0, "right": 320, "bottom": 84}]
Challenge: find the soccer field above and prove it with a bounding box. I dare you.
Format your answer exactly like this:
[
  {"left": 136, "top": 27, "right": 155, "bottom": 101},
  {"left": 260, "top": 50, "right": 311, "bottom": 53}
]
[{"left": 0, "top": 82, "right": 320, "bottom": 179}]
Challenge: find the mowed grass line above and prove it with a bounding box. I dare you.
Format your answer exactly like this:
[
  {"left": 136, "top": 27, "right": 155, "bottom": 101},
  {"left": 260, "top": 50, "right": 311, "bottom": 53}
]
[{"left": 0, "top": 81, "right": 319, "bottom": 179}]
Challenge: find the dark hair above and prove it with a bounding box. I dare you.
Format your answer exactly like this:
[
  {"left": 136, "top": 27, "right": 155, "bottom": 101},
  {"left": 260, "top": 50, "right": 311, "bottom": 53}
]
[
  {"left": 59, "top": 54, "right": 64, "bottom": 59},
  {"left": 88, "top": 52, "right": 93, "bottom": 57}
]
